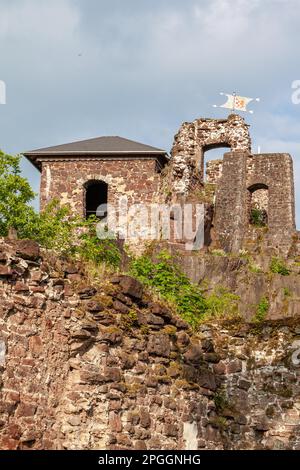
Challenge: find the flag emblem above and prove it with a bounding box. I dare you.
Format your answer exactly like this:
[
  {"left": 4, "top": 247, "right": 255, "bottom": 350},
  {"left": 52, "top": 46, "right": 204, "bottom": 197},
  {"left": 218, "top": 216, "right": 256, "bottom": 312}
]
[{"left": 213, "top": 92, "right": 260, "bottom": 114}]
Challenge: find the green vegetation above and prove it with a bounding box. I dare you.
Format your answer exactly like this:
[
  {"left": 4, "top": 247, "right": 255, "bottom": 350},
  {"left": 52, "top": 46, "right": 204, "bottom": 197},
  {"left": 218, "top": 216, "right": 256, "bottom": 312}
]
[
  {"left": 205, "top": 286, "right": 240, "bottom": 319},
  {"left": 210, "top": 249, "right": 227, "bottom": 257},
  {"left": 130, "top": 251, "right": 241, "bottom": 328},
  {"left": 214, "top": 389, "right": 229, "bottom": 412},
  {"left": 0, "top": 150, "right": 121, "bottom": 267},
  {"left": 283, "top": 287, "right": 292, "bottom": 297},
  {"left": 253, "top": 296, "right": 269, "bottom": 323},
  {"left": 0, "top": 151, "right": 36, "bottom": 236},
  {"left": 130, "top": 251, "right": 207, "bottom": 329},
  {"left": 195, "top": 183, "right": 216, "bottom": 204},
  {"left": 248, "top": 262, "right": 263, "bottom": 273},
  {"left": 250, "top": 208, "right": 267, "bottom": 227},
  {"left": 270, "top": 257, "right": 290, "bottom": 276},
  {"left": 25, "top": 201, "right": 121, "bottom": 267}
]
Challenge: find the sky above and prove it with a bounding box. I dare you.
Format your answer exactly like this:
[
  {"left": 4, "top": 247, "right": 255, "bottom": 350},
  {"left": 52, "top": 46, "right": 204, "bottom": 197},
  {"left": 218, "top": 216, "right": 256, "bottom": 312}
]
[{"left": 0, "top": 0, "right": 299, "bottom": 224}]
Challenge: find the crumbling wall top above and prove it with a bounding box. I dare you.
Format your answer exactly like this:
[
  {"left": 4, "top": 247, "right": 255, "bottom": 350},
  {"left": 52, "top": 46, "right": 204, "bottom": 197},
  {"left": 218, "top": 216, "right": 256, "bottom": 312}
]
[{"left": 168, "top": 114, "right": 251, "bottom": 195}]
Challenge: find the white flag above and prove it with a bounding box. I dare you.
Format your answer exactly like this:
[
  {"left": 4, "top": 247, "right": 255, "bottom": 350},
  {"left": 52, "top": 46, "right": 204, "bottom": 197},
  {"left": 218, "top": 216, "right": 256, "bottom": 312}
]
[{"left": 213, "top": 93, "right": 260, "bottom": 113}]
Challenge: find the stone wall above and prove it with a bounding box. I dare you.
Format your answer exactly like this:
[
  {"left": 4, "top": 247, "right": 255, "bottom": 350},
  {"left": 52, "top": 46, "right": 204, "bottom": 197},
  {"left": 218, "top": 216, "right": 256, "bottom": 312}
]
[
  {"left": 0, "top": 238, "right": 218, "bottom": 450},
  {"left": 247, "top": 153, "right": 296, "bottom": 252},
  {"left": 204, "top": 321, "right": 300, "bottom": 450},
  {"left": 0, "top": 238, "right": 299, "bottom": 450},
  {"left": 214, "top": 152, "right": 296, "bottom": 254},
  {"left": 214, "top": 151, "right": 249, "bottom": 253},
  {"left": 40, "top": 157, "right": 161, "bottom": 215},
  {"left": 169, "top": 114, "right": 251, "bottom": 195},
  {"left": 167, "top": 116, "right": 296, "bottom": 255},
  {"left": 35, "top": 116, "right": 295, "bottom": 257},
  {"left": 165, "top": 246, "right": 300, "bottom": 321},
  {"left": 206, "top": 160, "right": 223, "bottom": 184}
]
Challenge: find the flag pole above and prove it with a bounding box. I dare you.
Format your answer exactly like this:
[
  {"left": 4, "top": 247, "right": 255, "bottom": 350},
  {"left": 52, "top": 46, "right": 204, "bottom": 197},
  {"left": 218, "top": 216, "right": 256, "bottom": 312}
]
[{"left": 232, "top": 92, "right": 237, "bottom": 114}]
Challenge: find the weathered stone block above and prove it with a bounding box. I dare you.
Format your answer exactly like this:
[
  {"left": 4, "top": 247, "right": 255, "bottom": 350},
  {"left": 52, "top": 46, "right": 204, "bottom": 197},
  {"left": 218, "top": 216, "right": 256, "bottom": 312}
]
[
  {"left": 15, "top": 239, "right": 40, "bottom": 261},
  {"left": 147, "top": 334, "right": 170, "bottom": 357},
  {"left": 119, "top": 276, "right": 143, "bottom": 299},
  {"left": 78, "top": 287, "right": 97, "bottom": 299},
  {"left": 86, "top": 300, "right": 104, "bottom": 313}
]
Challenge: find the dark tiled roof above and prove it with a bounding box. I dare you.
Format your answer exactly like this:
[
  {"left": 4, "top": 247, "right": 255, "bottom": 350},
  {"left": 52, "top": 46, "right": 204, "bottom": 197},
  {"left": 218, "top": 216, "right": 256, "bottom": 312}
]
[
  {"left": 24, "top": 135, "right": 166, "bottom": 156},
  {"left": 24, "top": 136, "right": 168, "bottom": 171}
]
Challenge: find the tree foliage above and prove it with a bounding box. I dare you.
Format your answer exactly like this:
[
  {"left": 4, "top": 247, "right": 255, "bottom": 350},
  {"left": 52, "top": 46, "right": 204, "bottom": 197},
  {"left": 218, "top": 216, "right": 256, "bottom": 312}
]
[
  {"left": 0, "top": 151, "right": 36, "bottom": 236},
  {"left": 0, "top": 150, "right": 121, "bottom": 267}
]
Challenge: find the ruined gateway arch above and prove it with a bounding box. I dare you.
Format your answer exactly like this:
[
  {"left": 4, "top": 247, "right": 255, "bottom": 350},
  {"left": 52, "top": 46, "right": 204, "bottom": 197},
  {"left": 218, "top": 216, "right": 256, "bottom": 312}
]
[
  {"left": 171, "top": 114, "right": 251, "bottom": 184},
  {"left": 169, "top": 114, "right": 295, "bottom": 254}
]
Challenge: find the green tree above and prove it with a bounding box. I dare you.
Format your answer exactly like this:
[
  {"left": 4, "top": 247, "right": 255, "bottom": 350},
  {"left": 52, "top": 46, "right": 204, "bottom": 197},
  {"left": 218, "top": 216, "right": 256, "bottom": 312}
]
[{"left": 0, "top": 150, "right": 36, "bottom": 236}]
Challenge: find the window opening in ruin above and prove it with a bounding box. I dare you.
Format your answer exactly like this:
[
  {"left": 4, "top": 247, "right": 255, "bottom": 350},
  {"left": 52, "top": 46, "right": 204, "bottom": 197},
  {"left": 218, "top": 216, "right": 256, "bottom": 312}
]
[
  {"left": 85, "top": 180, "right": 108, "bottom": 219},
  {"left": 248, "top": 183, "right": 269, "bottom": 227},
  {"left": 204, "top": 147, "right": 229, "bottom": 183}
]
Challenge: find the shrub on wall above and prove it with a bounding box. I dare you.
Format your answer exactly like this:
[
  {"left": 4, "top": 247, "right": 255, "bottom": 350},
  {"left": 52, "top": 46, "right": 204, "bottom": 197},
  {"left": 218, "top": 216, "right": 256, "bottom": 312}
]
[
  {"left": 253, "top": 296, "right": 269, "bottom": 322},
  {"left": 250, "top": 208, "right": 267, "bottom": 227},
  {"left": 130, "top": 251, "right": 207, "bottom": 329},
  {"left": 205, "top": 286, "right": 240, "bottom": 319},
  {"left": 30, "top": 203, "right": 121, "bottom": 267},
  {"left": 270, "top": 257, "right": 290, "bottom": 276}
]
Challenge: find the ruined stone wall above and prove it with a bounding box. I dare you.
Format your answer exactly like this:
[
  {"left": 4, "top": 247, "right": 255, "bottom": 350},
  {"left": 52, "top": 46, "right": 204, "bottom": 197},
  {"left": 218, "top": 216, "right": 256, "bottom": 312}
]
[
  {"left": 246, "top": 153, "right": 296, "bottom": 251},
  {"left": 249, "top": 188, "right": 269, "bottom": 212},
  {"left": 206, "top": 321, "right": 300, "bottom": 450},
  {"left": 0, "top": 239, "right": 300, "bottom": 450},
  {"left": 214, "top": 151, "right": 249, "bottom": 253},
  {"left": 165, "top": 246, "right": 300, "bottom": 321},
  {"left": 0, "top": 238, "right": 219, "bottom": 450},
  {"left": 206, "top": 160, "right": 223, "bottom": 184},
  {"left": 40, "top": 158, "right": 161, "bottom": 215},
  {"left": 213, "top": 152, "right": 296, "bottom": 254},
  {"left": 169, "top": 114, "right": 251, "bottom": 196}
]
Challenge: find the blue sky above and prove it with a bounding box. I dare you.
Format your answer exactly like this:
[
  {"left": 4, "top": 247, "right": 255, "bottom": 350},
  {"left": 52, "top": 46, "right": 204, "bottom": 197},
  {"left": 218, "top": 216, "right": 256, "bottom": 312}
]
[{"left": 0, "top": 0, "right": 299, "bottom": 225}]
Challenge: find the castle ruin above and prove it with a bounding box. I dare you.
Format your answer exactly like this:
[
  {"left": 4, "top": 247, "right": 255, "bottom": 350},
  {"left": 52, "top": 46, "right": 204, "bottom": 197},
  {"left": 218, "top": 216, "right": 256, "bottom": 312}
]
[{"left": 24, "top": 114, "right": 297, "bottom": 256}]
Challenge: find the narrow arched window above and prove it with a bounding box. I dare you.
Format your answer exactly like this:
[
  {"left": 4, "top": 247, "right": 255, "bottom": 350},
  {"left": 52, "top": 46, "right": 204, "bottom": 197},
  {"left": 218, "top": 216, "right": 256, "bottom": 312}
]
[
  {"left": 248, "top": 183, "right": 269, "bottom": 227},
  {"left": 84, "top": 180, "right": 108, "bottom": 219}
]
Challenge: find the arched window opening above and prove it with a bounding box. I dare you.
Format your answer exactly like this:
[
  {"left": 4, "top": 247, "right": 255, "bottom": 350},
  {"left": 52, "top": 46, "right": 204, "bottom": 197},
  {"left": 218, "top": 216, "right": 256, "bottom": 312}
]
[
  {"left": 85, "top": 180, "right": 108, "bottom": 220},
  {"left": 203, "top": 145, "right": 230, "bottom": 183},
  {"left": 248, "top": 183, "right": 269, "bottom": 227}
]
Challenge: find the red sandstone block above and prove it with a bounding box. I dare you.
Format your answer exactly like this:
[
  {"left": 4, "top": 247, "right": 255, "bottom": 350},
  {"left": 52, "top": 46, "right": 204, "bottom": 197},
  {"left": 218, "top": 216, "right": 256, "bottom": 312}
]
[
  {"left": 109, "top": 412, "right": 122, "bottom": 432},
  {"left": 226, "top": 359, "right": 243, "bottom": 374},
  {"left": 30, "top": 286, "right": 45, "bottom": 293},
  {"left": 15, "top": 239, "right": 40, "bottom": 261},
  {"left": 0, "top": 251, "right": 7, "bottom": 262},
  {"left": 21, "top": 358, "right": 35, "bottom": 367},
  {"left": 0, "top": 265, "right": 13, "bottom": 277},
  {"left": 0, "top": 436, "right": 19, "bottom": 450},
  {"left": 6, "top": 423, "right": 22, "bottom": 439},
  {"left": 16, "top": 402, "right": 37, "bottom": 417},
  {"left": 14, "top": 281, "right": 29, "bottom": 292},
  {"left": 5, "top": 391, "right": 20, "bottom": 404},
  {"left": 213, "top": 361, "right": 226, "bottom": 375},
  {"left": 29, "top": 335, "right": 43, "bottom": 357}
]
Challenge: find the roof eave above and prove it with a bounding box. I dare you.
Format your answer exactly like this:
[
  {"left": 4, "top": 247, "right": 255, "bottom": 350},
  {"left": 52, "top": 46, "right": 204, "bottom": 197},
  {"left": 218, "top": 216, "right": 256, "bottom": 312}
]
[
  {"left": 24, "top": 150, "right": 167, "bottom": 156},
  {"left": 23, "top": 151, "right": 169, "bottom": 172}
]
